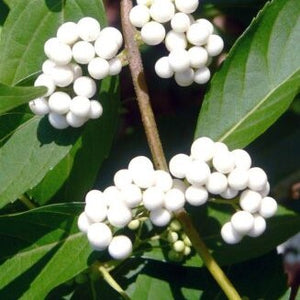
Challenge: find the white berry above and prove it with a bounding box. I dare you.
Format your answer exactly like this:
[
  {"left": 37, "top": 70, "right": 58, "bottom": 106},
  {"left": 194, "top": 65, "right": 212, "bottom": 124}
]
[
  {"left": 185, "top": 160, "right": 211, "bottom": 186},
  {"left": 120, "top": 183, "right": 142, "bottom": 208},
  {"left": 168, "top": 49, "right": 190, "bottom": 72},
  {"left": 164, "top": 188, "right": 185, "bottom": 211},
  {"left": 141, "top": 21, "right": 166, "bottom": 45},
  {"left": 57, "top": 22, "right": 79, "bottom": 45},
  {"left": 154, "top": 170, "right": 173, "bottom": 192},
  {"left": 108, "top": 235, "right": 133, "bottom": 260},
  {"left": 259, "top": 197, "right": 277, "bottom": 218},
  {"left": 114, "top": 169, "right": 133, "bottom": 189},
  {"left": 259, "top": 181, "right": 270, "bottom": 197},
  {"left": 88, "top": 57, "right": 110, "bottom": 80},
  {"left": 187, "top": 23, "right": 210, "bottom": 46},
  {"left": 77, "top": 17, "right": 101, "bottom": 42},
  {"left": 206, "top": 34, "right": 224, "bottom": 57},
  {"left": 194, "top": 67, "right": 211, "bottom": 84},
  {"left": 150, "top": 208, "right": 172, "bottom": 227},
  {"left": 70, "top": 63, "right": 83, "bottom": 80},
  {"left": 185, "top": 185, "right": 208, "bottom": 206},
  {"left": 73, "top": 76, "right": 97, "bottom": 98},
  {"left": 66, "top": 112, "right": 87, "bottom": 128},
  {"left": 72, "top": 41, "right": 95, "bottom": 64},
  {"left": 191, "top": 137, "right": 215, "bottom": 161},
  {"left": 169, "top": 153, "right": 191, "bottom": 178},
  {"left": 239, "top": 189, "right": 262, "bottom": 213},
  {"left": 89, "top": 100, "right": 103, "bottom": 119},
  {"left": 99, "top": 27, "right": 123, "bottom": 49},
  {"left": 247, "top": 167, "right": 268, "bottom": 191},
  {"left": 77, "top": 212, "right": 92, "bottom": 234},
  {"left": 85, "top": 189, "right": 104, "bottom": 204},
  {"left": 51, "top": 64, "right": 74, "bottom": 87},
  {"left": 174, "top": 68, "right": 195, "bottom": 87},
  {"left": 196, "top": 19, "right": 214, "bottom": 35},
  {"left": 103, "top": 186, "right": 125, "bottom": 207},
  {"left": 128, "top": 156, "right": 154, "bottom": 173},
  {"left": 220, "top": 187, "right": 239, "bottom": 199},
  {"left": 212, "top": 150, "right": 235, "bottom": 174},
  {"left": 42, "top": 59, "right": 56, "bottom": 75},
  {"left": 108, "top": 57, "right": 123, "bottom": 76},
  {"left": 34, "top": 74, "right": 55, "bottom": 97},
  {"left": 143, "top": 186, "right": 165, "bottom": 210},
  {"left": 69, "top": 96, "right": 91, "bottom": 118},
  {"left": 44, "top": 38, "right": 72, "bottom": 65},
  {"left": 94, "top": 37, "right": 119, "bottom": 60},
  {"left": 247, "top": 215, "right": 266, "bottom": 237},
  {"left": 107, "top": 203, "right": 132, "bottom": 227},
  {"left": 132, "top": 168, "right": 155, "bottom": 189},
  {"left": 29, "top": 98, "right": 50, "bottom": 115},
  {"left": 175, "top": 0, "right": 199, "bottom": 14},
  {"left": 150, "top": 0, "right": 175, "bottom": 23},
  {"left": 48, "top": 113, "right": 69, "bottom": 129},
  {"left": 231, "top": 149, "right": 252, "bottom": 170},
  {"left": 172, "top": 179, "right": 188, "bottom": 192},
  {"left": 231, "top": 211, "right": 254, "bottom": 235},
  {"left": 227, "top": 168, "right": 249, "bottom": 190},
  {"left": 85, "top": 197, "right": 107, "bottom": 223},
  {"left": 87, "top": 223, "right": 112, "bottom": 250},
  {"left": 129, "top": 5, "right": 151, "bottom": 28},
  {"left": 206, "top": 172, "right": 228, "bottom": 194},
  {"left": 171, "top": 12, "right": 191, "bottom": 32},
  {"left": 48, "top": 92, "right": 71, "bottom": 115},
  {"left": 165, "top": 30, "right": 187, "bottom": 52},
  {"left": 188, "top": 46, "right": 208, "bottom": 69},
  {"left": 155, "top": 56, "right": 174, "bottom": 79},
  {"left": 221, "top": 222, "right": 242, "bottom": 244}
]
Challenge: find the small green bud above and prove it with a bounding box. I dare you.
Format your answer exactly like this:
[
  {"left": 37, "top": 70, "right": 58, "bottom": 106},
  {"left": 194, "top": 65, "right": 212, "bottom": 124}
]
[
  {"left": 173, "top": 240, "right": 185, "bottom": 252},
  {"left": 184, "top": 246, "right": 191, "bottom": 256},
  {"left": 128, "top": 219, "right": 140, "bottom": 230},
  {"left": 170, "top": 219, "right": 182, "bottom": 231},
  {"left": 182, "top": 233, "right": 192, "bottom": 247},
  {"left": 167, "top": 231, "right": 179, "bottom": 243}
]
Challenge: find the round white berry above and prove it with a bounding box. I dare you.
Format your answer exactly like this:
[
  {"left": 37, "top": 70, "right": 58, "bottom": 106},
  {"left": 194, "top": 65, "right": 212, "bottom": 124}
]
[
  {"left": 206, "top": 34, "right": 224, "bottom": 57},
  {"left": 239, "top": 189, "right": 262, "bottom": 213},
  {"left": 165, "top": 30, "right": 187, "bottom": 52},
  {"left": 187, "top": 23, "right": 210, "bottom": 46},
  {"left": 227, "top": 168, "right": 249, "bottom": 190},
  {"left": 85, "top": 197, "right": 107, "bottom": 223},
  {"left": 231, "top": 211, "right": 255, "bottom": 235},
  {"left": 103, "top": 186, "right": 125, "bottom": 207},
  {"left": 174, "top": 68, "right": 195, "bottom": 87},
  {"left": 247, "top": 214, "right": 266, "bottom": 237},
  {"left": 172, "top": 179, "right": 188, "bottom": 192},
  {"left": 85, "top": 189, "right": 104, "bottom": 204},
  {"left": 34, "top": 74, "right": 55, "bottom": 97},
  {"left": 191, "top": 137, "right": 215, "bottom": 161},
  {"left": 173, "top": 240, "right": 185, "bottom": 252},
  {"left": 51, "top": 65, "right": 74, "bottom": 87},
  {"left": 150, "top": 208, "right": 172, "bottom": 227},
  {"left": 247, "top": 167, "right": 268, "bottom": 191},
  {"left": 108, "top": 57, "right": 123, "bottom": 76},
  {"left": 194, "top": 67, "right": 211, "bottom": 84},
  {"left": 108, "top": 235, "right": 133, "bottom": 260},
  {"left": 73, "top": 76, "right": 97, "bottom": 98},
  {"left": 185, "top": 160, "right": 211, "bottom": 186},
  {"left": 44, "top": 38, "right": 72, "bottom": 65},
  {"left": 171, "top": 12, "right": 191, "bottom": 33},
  {"left": 259, "top": 181, "right": 270, "bottom": 197},
  {"left": 259, "top": 196, "right": 277, "bottom": 218},
  {"left": 212, "top": 150, "right": 235, "bottom": 174},
  {"left": 48, "top": 113, "right": 69, "bottom": 129},
  {"left": 57, "top": 21, "right": 79, "bottom": 45},
  {"left": 77, "top": 212, "right": 92, "bottom": 234},
  {"left": 94, "top": 37, "right": 119, "bottom": 60},
  {"left": 213, "top": 142, "right": 229, "bottom": 155},
  {"left": 29, "top": 98, "right": 50, "bottom": 115},
  {"left": 66, "top": 111, "right": 87, "bottom": 128},
  {"left": 89, "top": 100, "right": 103, "bottom": 119},
  {"left": 154, "top": 170, "right": 173, "bottom": 192},
  {"left": 70, "top": 63, "right": 83, "bottom": 80},
  {"left": 141, "top": 21, "right": 166, "bottom": 45},
  {"left": 128, "top": 156, "right": 154, "bottom": 172},
  {"left": 87, "top": 223, "right": 112, "bottom": 250},
  {"left": 231, "top": 149, "right": 252, "bottom": 170},
  {"left": 195, "top": 18, "right": 214, "bottom": 35},
  {"left": 175, "top": 0, "right": 199, "bottom": 13},
  {"left": 220, "top": 187, "right": 239, "bottom": 199},
  {"left": 88, "top": 57, "right": 110, "bottom": 80},
  {"left": 72, "top": 41, "right": 95, "bottom": 64},
  {"left": 132, "top": 168, "right": 155, "bottom": 189},
  {"left": 114, "top": 169, "right": 133, "bottom": 189},
  {"left": 206, "top": 172, "right": 228, "bottom": 194},
  {"left": 129, "top": 4, "right": 151, "bottom": 28},
  {"left": 143, "top": 186, "right": 165, "bottom": 210},
  {"left": 107, "top": 203, "right": 132, "bottom": 227},
  {"left": 155, "top": 56, "right": 174, "bottom": 79},
  {"left": 137, "top": 0, "right": 152, "bottom": 5},
  {"left": 120, "top": 183, "right": 142, "bottom": 208},
  {"left": 221, "top": 222, "right": 242, "bottom": 244},
  {"left": 188, "top": 46, "right": 208, "bottom": 69},
  {"left": 185, "top": 185, "right": 208, "bottom": 206},
  {"left": 169, "top": 153, "right": 192, "bottom": 178},
  {"left": 150, "top": 0, "right": 175, "bottom": 23},
  {"left": 99, "top": 27, "right": 123, "bottom": 49},
  {"left": 128, "top": 219, "right": 140, "bottom": 230},
  {"left": 164, "top": 188, "right": 185, "bottom": 211},
  {"left": 168, "top": 231, "right": 179, "bottom": 243},
  {"left": 69, "top": 96, "right": 91, "bottom": 118},
  {"left": 42, "top": 59, "right": 56, "bottom": 75},
  {"left": 48, "top": 92, "right": 71, "bottom": 115},
  {"left": 168, "top": 49, "right": 190, "bottom": 72},
  {"left": 77, "top": 17, "right": 101, "bottom": 42}
]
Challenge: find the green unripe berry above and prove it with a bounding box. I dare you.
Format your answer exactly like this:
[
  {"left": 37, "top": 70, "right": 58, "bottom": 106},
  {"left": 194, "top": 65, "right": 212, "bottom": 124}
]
[
  {"left": 173, "top": 240, "right": 185, "bottom": 252},
  {"left": 182, "top": 233, "right": 192, "bottom": 247},
  {"left": 128, "top": 219, "right": 140, "bottom": 230},
  {"left": 167, "top": 231, "right": 179, "bottom": 243},
  {"left": 170, "top": 219, "right": 182, "bottom": 231},
  {"left": 184, "top": 246, "right": 191, "bottom": 256}
]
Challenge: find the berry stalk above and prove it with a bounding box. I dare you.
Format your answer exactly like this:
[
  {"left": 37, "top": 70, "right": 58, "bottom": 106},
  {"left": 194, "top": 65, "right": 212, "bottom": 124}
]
[{"left": 120, "top": 1, "right": 241, "bottom": 299}]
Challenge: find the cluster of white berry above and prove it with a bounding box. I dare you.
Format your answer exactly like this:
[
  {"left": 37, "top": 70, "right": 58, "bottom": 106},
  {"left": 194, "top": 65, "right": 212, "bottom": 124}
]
[
  {"left": 129, "top": 0, "right": 224, "bottom": 86},
  {"left": 169, "top": 137, "right": 278, "bottom": 244},
  {"left": 29, "top": 17, "right": 123, "bottom": 129},
  {"left": 77, "top": 156, "right": 187, "bottom": 260}
]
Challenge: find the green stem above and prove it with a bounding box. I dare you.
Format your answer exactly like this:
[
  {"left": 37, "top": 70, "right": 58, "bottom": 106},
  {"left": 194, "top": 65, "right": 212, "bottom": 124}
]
[
  {"left": 19, "top": 194, "right": 36, "bottom": 210},
  {"left": 98, "top": 265, "right": 131, "bottom": 300},
  {"left": 120, "top": 1, "right": 241, "bottom": 299}
]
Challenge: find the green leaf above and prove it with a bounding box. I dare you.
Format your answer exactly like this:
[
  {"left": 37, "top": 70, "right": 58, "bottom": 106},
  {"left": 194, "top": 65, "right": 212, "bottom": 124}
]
[
  {"left": 0, "top": 117, "right": 81, "bottom": 208},
  {"left": 195, "top": 0, "right": 300, "bottom": 149},
  {"left": 142, "top": 204, "right": 300, "bottom": 267},
  {"left": 0, "top": 0, "right": 106, "bottom": 85},
  {"left": 0, "top": 203, "right": 92, "bottom": 300},
  {"left": 0, "top": 83, "right": 46, "bottom": 114}
]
